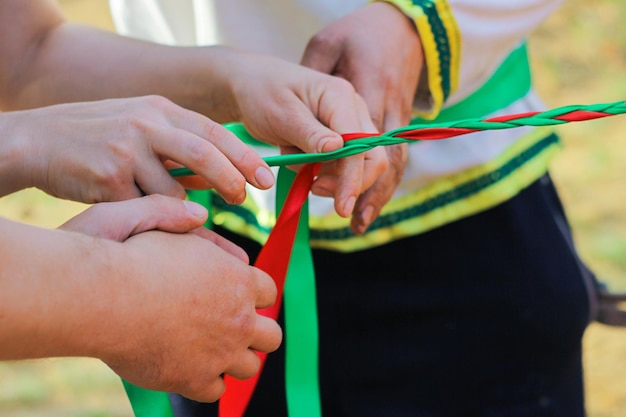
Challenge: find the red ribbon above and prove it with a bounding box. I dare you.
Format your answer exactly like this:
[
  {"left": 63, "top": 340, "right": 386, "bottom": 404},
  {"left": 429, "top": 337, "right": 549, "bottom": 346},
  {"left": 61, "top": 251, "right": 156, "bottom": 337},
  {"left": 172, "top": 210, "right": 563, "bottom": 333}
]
[{"left": 218, "top": 162, "right": 321, "bottom": 417}]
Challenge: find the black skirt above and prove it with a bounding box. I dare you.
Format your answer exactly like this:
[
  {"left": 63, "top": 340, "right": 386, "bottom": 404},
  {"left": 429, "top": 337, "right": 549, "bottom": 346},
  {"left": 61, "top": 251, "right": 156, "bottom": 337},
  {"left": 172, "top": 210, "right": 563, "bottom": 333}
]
[{"left": 172, "top": 174, "right": 592, "bottom": 417}]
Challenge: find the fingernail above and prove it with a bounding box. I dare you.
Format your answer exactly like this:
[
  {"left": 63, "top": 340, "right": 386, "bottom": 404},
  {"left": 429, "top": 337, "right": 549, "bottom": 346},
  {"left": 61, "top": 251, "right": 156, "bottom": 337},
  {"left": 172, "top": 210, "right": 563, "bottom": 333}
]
[
  {"left": 343, "top": 196, "right": 356, "bottom": 215},
  {"left": 360, "top": 205, "right": 374, "bottom": 226},
  {"left": 318, "top": 136, "right": 340, "bottom": 153},
  {"left": 318, "top": 138, "right": 331, "bottom": 153},
  {"left": 183, "top": 200, "right": 208, "bottom": 220},
  {"left": 231, "top": 190, "right": 247, "bottom": 205},
  {"left": 255, "top": 166, "right": 275, "bottom": 189}
]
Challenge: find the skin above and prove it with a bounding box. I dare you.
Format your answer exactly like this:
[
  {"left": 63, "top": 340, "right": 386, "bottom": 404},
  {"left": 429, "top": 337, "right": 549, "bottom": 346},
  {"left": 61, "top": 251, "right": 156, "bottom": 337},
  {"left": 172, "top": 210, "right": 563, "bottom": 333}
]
[
  {"left": 0, "top": 195, "right": 282, "bottom": 402},
  {"left": 0, "top": 0, "right": 391, "bottom": 226},
  {"left": 301, "top": 1, "right": 425, "bottom": 233},
  {"left": 0, "top": 97, "right": 274, "bottom": 205}
]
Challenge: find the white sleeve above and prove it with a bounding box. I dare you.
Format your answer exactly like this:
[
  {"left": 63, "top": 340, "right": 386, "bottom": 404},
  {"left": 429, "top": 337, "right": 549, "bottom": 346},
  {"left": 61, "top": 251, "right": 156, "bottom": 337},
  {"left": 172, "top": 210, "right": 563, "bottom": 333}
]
[
  {"left": 450, "top": 0, "right": 565, "bottom": 103},
  {"left": 109, "top": 0, "right": 200, "bottom": 46}
]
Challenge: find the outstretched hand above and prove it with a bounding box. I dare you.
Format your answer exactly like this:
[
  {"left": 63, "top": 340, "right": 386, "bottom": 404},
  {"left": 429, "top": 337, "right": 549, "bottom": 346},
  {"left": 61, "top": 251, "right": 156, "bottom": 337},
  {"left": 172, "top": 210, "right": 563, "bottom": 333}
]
[{"left": 3, "top": 96, "right": 274, "bottom": 205}]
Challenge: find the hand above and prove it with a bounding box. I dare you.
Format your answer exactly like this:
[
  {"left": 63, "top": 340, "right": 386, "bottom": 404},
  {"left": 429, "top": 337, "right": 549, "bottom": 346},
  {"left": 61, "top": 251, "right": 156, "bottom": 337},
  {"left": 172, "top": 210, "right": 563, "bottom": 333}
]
[
  {"left": 5, "top": 96, "right": 274, "bottom": 204},
  {"left": 105, "top": 228, "right": 281, "bottom": 402},
  {"left": 212, "top": 49, "right": 389, "bottom": 219},
  {"left": 59, "top": 196, "right": 281, "bottom": 401},
  {"left": 59, "top": 194, "right": 248, "bottom": 260},
  {"left": 301, "top": 2, "right": 423, "bottom": 233}
]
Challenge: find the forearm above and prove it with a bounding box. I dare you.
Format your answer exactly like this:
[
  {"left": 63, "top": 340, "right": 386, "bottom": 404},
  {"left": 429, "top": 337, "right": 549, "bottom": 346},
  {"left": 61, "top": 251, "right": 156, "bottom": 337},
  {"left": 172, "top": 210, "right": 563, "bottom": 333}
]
[
  {"left": 0, "top": 3, "right": 236, "bottom": 121},
  {"left": 0, "top": 217, "right": 129, "bottom": 360}
]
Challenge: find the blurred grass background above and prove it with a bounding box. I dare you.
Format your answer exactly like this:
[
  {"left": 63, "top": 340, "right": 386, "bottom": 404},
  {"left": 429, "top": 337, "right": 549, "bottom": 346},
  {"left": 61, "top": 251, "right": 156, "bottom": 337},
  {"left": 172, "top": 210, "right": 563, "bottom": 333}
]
[{"left": 0, "top": 0, "right": 624, "bottom": 416}]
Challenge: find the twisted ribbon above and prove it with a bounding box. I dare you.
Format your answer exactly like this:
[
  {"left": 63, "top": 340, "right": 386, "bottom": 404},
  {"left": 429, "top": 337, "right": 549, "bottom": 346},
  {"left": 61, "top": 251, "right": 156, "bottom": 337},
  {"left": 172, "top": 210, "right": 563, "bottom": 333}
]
[
  {"left": 125, "top": 100, "right": 626, "bottom": 417},
  {"left": 169, "top": 101, "right": 626, "bottom": 174}
]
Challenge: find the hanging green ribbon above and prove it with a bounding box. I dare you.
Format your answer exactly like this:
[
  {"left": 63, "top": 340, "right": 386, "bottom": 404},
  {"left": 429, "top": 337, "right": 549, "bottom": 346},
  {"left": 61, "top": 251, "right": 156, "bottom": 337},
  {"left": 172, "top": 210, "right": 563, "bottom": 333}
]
[{"left": 278, "top": 168, "right": 322, "bottom": 417}]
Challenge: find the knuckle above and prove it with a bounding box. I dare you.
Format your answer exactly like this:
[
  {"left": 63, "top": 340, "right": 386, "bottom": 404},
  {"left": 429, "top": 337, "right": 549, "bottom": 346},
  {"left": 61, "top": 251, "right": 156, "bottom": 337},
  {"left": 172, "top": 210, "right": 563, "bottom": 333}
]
[
  {"left": 306, "top": 31, "right": 337, "bottom": 53},
  {"left": 186, "top": 140, "right": 215, "bottom": 167},
  {"left": 185, "top": 376, "right": 225, "bottom": 403},
  {"left": 220, "top": 176, "right": 247, "bottom": 203},
  {"left": 234, "top": 310, "right": 257, "bottom": 339},
  {"left": 141, "top": 94, "right": 174, "bottom": 110},
  {"left": 327, "top": 76, "right": 356, "bottom": 96},
  {"left": 89, "top": 165, "right": 127, "bottom": 196},
  {"left": 143, "top": 193, "right": 170, "bottom": 206},
  {"left": 237, "top": 147, "right": 262, "bottom": 170},
  {"left": 374, "top": 151, "right": 390, "bottom": 174},
  {"left": 200, "top": 119, "right": 229, "bottom": 142},
  {"left": 370, "top": 114, "right": 384, "bottom": 131},
  {"left": 268, "top": 324, "right": 283, "bottom": 352}
]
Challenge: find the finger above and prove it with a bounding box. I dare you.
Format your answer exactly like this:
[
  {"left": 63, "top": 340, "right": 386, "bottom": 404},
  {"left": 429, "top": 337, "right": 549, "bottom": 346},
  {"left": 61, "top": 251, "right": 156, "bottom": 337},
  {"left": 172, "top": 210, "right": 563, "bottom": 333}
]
[
  {"left": 133, "top": 155, "right": 187, "bottom": 199},
  {"left": 162, "top": 160, "right": 215, "bottom": 190},
  {"left": 320, "top": 145, "right": 387, "bottom": 218},
  {"left": 192, "top": 227, "right": 250, "bottom": 264},
  {"left": 248, "top": 315, "right": 283, "bottom": 354},
  {"left": 350, "top": 181, "right": 391, "bottom": 235},
  {"left": 382, "top": 101, "right": 412, "bottom": 132},
  {"left": 253, "top": 268, "right": 278, "bottom": 309},
  {"left": 150, "top": 126, "right": 249, "bottom": 204},
  {"left": 249, "top": 98, "right": 344, "bottom": 154},
  {"left": 330, "top": 154, "right": 363, "bottom": 217},
  {"left": 364, "top": 147, "right": 390, "bottom": 191},
  {"left": 351, "top": 143, "right": 407, "bottom": 234},
  {"left": 59, "top": 195, "right": 207, "bottom": 242},
  {"left": 224, "top": 317, "right": 282, "bottom": 379},
  {"left": 223, "top": 349, "right": 261, "bottom": 381},
  {"left": 314, "top": 83, "right": 380, "bottom": 215},
  {"left": 86, "top": 180, "right": 144, "bottom": 203},
  {"left": 162, "top": 111, "right": 275, "bottom": 192},
  {"left": 181, "top": 375, "right": 225, "bottom": 403}
]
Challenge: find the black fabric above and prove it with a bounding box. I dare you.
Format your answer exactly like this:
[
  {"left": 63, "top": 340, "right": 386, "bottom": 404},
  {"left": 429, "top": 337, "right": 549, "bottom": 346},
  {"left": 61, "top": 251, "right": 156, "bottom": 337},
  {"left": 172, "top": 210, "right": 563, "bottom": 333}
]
[{"left": 172, "top": 175, "right": 590, "bottom": 417}]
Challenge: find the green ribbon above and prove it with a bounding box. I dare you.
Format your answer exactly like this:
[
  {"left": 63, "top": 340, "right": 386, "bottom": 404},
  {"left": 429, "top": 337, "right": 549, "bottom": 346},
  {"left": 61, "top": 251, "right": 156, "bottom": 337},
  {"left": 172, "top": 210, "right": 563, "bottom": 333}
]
[
  {"left": 277, "top": 168, "right": 322, "bottom": 417},
  {"left": 123, "top": 380, "right": 174, "bottom": 417}
]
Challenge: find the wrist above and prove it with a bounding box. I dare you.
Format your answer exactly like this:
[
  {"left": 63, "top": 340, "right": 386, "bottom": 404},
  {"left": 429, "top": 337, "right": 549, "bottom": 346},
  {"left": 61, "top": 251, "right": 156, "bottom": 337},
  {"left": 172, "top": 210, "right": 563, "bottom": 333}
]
[
  {"left": 0, "top": 111, "right": 36, "bottom": 196},
  {"left": 175, "top": 45, "right": 243, "bottom": 123}
]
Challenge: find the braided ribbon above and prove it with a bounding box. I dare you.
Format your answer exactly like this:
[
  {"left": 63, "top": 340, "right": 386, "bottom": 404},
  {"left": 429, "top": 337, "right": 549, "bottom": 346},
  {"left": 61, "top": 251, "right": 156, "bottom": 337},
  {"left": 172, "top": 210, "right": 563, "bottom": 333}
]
[
  {"left": 169, "top": 101, "right": 626, "bottom": 175},
  {"left": 126, "top": 101, "right": 626, "bottom": 417}
]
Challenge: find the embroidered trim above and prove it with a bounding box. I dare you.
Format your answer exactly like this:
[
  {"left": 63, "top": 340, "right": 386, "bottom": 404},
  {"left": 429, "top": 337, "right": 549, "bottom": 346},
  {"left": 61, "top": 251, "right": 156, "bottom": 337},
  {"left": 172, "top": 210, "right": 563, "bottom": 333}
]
[{"left": 375, "top": 0, "right": 461, "bottom": 119}]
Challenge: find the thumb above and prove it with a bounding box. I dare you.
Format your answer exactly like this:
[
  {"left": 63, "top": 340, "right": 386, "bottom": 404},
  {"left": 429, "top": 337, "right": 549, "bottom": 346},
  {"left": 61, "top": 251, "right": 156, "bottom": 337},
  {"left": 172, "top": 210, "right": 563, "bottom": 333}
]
[{"left": 59, "top": 195, "right": 208, "bottom": 242}]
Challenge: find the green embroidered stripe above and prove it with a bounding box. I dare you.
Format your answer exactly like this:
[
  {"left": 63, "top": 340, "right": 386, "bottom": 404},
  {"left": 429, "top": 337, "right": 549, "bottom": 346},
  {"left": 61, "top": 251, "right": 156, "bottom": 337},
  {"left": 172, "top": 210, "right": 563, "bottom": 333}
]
[
  {"left": 212, "top": 196, "right": 272, "bottom": 235},
  {"left": 413, "top": 0, "right": 453, "bottom": 100}
]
